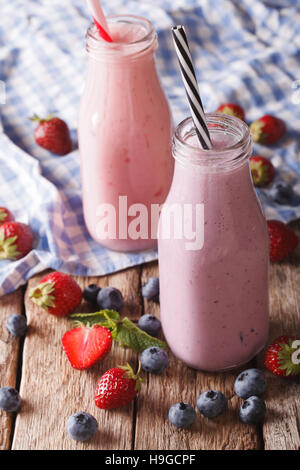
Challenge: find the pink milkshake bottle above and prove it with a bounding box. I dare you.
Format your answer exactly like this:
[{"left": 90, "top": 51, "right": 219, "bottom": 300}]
[
  {"left": 78, "top": 15, "right": 174, "bottom": 252},
  {"left": 158, "top": 113, "right": 269, "bottom": 371}
]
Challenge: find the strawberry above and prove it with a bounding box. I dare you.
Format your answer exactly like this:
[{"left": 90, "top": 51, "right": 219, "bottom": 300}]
[
  {"left": 250, "top": 115, "right": 286, "bottom": 145},
  {"left": 30, "top": 114, "right": 72, "bottom": 155},
  {"left": 94, "top": 362, "right": 142, "bottom": 410},
  {"left": 0, "top": 221, "right": 33, "bottom": 260},
  {"left": 264, "top": 335, "right": 300, "bottom": 377},
  {"left": 267, "top": 220, "right": 299, "bottom": 262},
  {"left": 250, "top": 156, "right": 275, "bottom": 187},
  {"left": 62, "top": 324, "right": 112, "bottom": 370},
  {"left": 216, "top": 103, "right": 245, "bottom": 121},
  {"left": 29, "top": 271, "right": 82, "bottom": 317},
  {"left": 0, "top": 207, "right": 14, "bottom": 226}
]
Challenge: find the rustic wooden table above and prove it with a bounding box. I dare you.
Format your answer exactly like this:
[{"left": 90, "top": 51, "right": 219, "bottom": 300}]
[{"left": 1, "top": 223, "right": 300, "bottom": 450}]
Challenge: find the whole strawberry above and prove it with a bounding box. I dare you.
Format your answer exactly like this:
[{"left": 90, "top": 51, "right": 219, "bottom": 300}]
[
  {"left": 216, "top": 103, "right": 245, "bottom": 121},
  {"left": 0, "top": 221, "right": 33, "bottom": 260},
  {"left": 0, "top": 207, "right": 14, "bottom": 226},
  {"left": 29, "top": 271, "right": 82, "bottom": 317},
  {"left": 62, "top": 324, "right": 112, "bottom": 370},
  {"left": 95, "top": 363, "right": 142, "bottom": 410},
  {"left": 250, "top": 156, "right": 275, "bottom": 187},
  {"left": 250, "top": 115, "right": 286, "bottom": 145},
  {"left": 30, "top": 114, "right": 72, "bottom": 155},
  {"left": 264, "top": 335, "right": 300, "bottom": 377},
  {"left": 267, "top": 220, "right": 299, "bottom": 262}
]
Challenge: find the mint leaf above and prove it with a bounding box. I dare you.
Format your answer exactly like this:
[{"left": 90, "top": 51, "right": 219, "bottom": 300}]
[
  {"left": 69, "top": 311, "right": 167, "bottom": 353},
  {"left": 114, "top": 317, "right": 167, "bottom": 353},
  {"left": 70, "top": 310, "right": 120, "bottom": 327}
]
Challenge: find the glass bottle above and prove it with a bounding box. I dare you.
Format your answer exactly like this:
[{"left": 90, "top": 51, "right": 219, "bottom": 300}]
[
  {"left": 78, "top": 15, "right": 174, "bottom": 252},
  {"left": 158, "top": 114, "right": 269, "bottom": 371}
]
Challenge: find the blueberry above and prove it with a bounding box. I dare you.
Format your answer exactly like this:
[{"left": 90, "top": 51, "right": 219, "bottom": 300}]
[
  {"left": 168, "top": 402, "right": 196, "bottom": 428},
  {"left": 240, "top": 396, "right": 266, "bottom": 424},
  {"left": 0, "top": 387, "right": 21, "bottom": 412},
  {"left": 140, "top": 347, "right": 168, "bottom": 373},
  {"left": 138, "top": 314, "right": 161, "bottom": 337},
  {"left": 97, "top": 287, "right": 124, "bottom": 311},
  {"left": 196, "top": 390, "right": 227, "bottom": 418},
  {"left": 142, "top": 277, "right": 159, "bottom": 302},
  {"left": 6, "top": 314, "right": 27, "bottom": 337},
  {"left": 83, "top": 284, "right": 101, "bottom": 303},
  {"left": 234, "top": 369, "right": 267, "bottom": 399},
  {"left": 67, "top": 412, "right": 98, "bottom": 442},
  {"left": 269, "top": 181, "right": 294, "bottom": 205}
]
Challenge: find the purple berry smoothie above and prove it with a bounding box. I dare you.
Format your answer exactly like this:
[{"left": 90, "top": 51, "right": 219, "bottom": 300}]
[{"left": 158, "top": 115, "right": 269, "bottom": 371}]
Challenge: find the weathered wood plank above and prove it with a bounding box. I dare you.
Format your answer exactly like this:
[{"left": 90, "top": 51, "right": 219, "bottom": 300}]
[
  {"left": 258, "top": 221, "right": 300, "bottom": 450},
  {"left": 12, "top": 269, "right": 141, "bottom": 450},
  {"left": 0, "top": 289, "right": 23, "bottom": 450},
  {"left": 9, "top": 219, "right": 300, "bottom": 450},
  {"left": 134, "top": 262, "right": 261, "bottom": 450}
]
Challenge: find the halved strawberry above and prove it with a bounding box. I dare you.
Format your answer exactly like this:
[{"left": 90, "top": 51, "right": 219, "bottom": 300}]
[
  {"left": 264, "top": 335, "right": 300, "bottom": 377},
  {"left": 62, "top": 324, "right": 112, "bottom": 370}
]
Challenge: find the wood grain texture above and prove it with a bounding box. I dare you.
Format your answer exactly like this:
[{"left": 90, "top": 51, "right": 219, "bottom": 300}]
[
  {"left": 258, "top": 221, "right": 300, "bottom": 450},
  {"left": 12, "top": 269, "right": 141, "bottom": 450},
  {"left": 134, "top": 263, "right": 260, "bottom": 450},
  {"left": 0, "top": 289, "right": 23, "bottom": 450},
  {"left": 7, "top": 223, "right": 300, "bottom": 450}
]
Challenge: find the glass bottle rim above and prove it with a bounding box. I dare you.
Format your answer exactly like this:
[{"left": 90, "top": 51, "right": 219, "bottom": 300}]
[
  {"left": 173, "top": 113, "right": 252, "bottom": 171},
  {"left": 86, "top": 14, "right": 157, "bottom": 58}
]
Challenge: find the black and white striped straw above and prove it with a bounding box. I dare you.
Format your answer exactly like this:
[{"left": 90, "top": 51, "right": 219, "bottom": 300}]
[{"left": 172, "top": 25, "right": 212, "bottom": 150}]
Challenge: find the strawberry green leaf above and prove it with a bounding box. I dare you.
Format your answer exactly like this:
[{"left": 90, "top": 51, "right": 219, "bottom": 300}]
[
  {"left": 250, "top": 120, "right": 265, "bottom": 143},
  {"left": 70, "top": 309, "right": 120, "bottom": 327},
  {"left": 0, "top": 209, "right": 8, "bottom": 223},
  {"left": 0, "top": 233, "right": 21, "bottom": 260},
  {"left": 29, "top": 281, "right": 56, "bottom": 309},
  {"left": 29, "top": 113, "right": 55, "bottom": 123},
  {"left": 118, "top": 362, "right": 143, "bottom": 391},
  {"left": 278, "top": 338, "right": 300, "bottom": 376},
  {"left": 114, "top": 317, "right": 167, "bottom": 353}
]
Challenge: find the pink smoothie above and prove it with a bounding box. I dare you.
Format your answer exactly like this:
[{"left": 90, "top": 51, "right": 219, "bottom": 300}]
[
  {"left": 158, "top": 116, "right": 269, "bottom": 371},
  {"left": 78, "top": 17, "right": 174, "bottom": 251}
]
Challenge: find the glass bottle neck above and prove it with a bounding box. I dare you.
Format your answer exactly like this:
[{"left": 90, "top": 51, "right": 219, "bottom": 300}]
[
  {"left": 86, "top": 14, "right": 157, "bottom": 63},
  {"left": 173, "top": 114, "right": 252, "bottom": 173}
]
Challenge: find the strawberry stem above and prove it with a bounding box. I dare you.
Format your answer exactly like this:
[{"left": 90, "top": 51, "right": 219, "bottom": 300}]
[
  {"left": 29, "top": 113, "right": 55, "bottom": 124},
  {"left": 118, "top": 362, "right": 143, "bottom": 391},
  {"left": 136, "top": 360, "right": 141, "bottom": 377},
  {"left": 103, "top": 311, "right": 119, "bottom": 337}
]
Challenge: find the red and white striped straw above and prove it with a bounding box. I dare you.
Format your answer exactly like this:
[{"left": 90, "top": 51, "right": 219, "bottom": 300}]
[
  {"left": 172, "top": 25, "right": 212, "bottom": 150},
  {"left": 86, "top": 0, "right": 113, "bottom": 43}
]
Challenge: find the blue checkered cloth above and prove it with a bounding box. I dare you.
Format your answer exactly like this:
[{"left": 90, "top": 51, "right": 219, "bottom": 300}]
[{"left": 0, "top": 0, "right": 300, "bottom": 295}]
